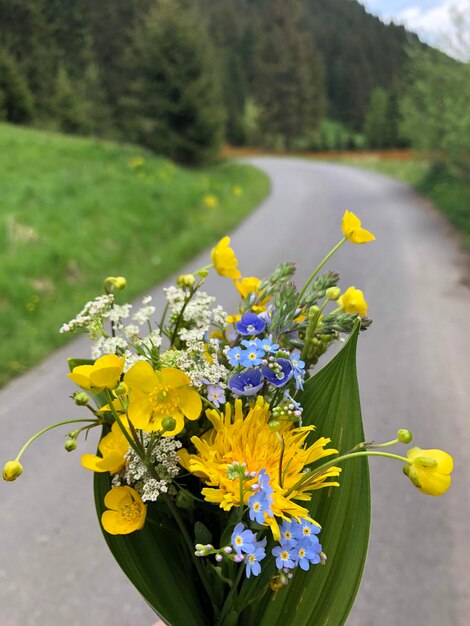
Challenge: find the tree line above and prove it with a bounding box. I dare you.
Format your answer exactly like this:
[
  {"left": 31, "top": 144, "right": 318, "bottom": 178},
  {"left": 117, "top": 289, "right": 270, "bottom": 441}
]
[{"left": 1, "top": 0, "right": 464, "bottom": 169}]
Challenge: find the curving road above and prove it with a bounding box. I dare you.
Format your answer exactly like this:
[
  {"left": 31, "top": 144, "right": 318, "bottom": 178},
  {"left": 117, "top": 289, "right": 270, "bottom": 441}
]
[{"left": 1, "top": 157, "right": 469, "bottom": 626}]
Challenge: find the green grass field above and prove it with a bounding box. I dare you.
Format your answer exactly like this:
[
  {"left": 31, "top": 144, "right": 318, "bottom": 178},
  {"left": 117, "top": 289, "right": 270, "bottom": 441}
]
[
  {"left": 0, "top": 123, "right": 269, "bottom": 386},
  {"left": 337, "top": 156, "right": 470, "bottom": 251}
]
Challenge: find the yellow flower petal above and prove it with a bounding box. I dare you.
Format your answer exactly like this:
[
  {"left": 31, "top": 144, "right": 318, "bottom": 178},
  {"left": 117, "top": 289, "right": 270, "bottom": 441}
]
[
  {"left": 342, "top": 210, "right": 375, "bottom": 244},
  {"left": 405, "top": 447, "right": 453, "bottom": 496},
  {"left": 124, "top": 360, "right": 158, "bottom": 393},
  {"left": 234, "top": 276, "right": 262, "bottom": 299},
  {"left": 101, "top": 486, "right": 147, "bottom": 535},
  {"left": 338, "top": 286, "right": 368, "bottom": 316},
  {"left": 160, "top": 367, "right": 191, "bottom": 388},
  {"left": 68, "top": 365, "right": 95, "bottom": 391},
  {"left": 127, "top": 395, "right": 152, "bottom": 429},
  {"left": 211, "top": 236, "right": 241, "bottom": 279},
  {"left": 178, "top": 387, "right": 202, "bottom": 421}
]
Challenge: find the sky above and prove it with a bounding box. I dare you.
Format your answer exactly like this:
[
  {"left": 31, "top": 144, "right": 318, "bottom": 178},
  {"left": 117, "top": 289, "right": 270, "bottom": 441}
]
[{"left": 360, "top": 0, "right": 470, "bottom": 55}]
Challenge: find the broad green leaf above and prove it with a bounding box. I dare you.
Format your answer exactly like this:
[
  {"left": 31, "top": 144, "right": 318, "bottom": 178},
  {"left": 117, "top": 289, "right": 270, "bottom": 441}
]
[
  {"left": 94, "top": 472, "right": 210, "bottom": 626},
  {"left": 242, "top": 324, "right": 370, "bottom": 626}
]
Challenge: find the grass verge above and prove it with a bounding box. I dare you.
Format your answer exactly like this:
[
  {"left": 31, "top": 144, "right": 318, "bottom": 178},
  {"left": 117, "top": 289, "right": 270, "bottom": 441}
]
[
  {"left": 0, "top": 124, "right": 269, "bottom": 386},
  {"left": 336, "top": 156, "right": 470, "bottom": 251}
]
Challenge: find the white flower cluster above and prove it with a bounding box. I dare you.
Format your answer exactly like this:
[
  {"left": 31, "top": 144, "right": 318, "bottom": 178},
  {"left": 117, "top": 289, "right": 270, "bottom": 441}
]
[
  {"left": 86, "top": 295, "right": 162, "bottom": 369},
  {"left": 113, "top": 434, "right": 182, "bottom": 502},
  {"left": 59, "top": 294, "right": 114, "bottom": 335},
  {"left": 164, "top": 287, "right": 227, "bottom": 344},
  {"left": 175, "top": 338, "right": 229, "bottom": 389}
]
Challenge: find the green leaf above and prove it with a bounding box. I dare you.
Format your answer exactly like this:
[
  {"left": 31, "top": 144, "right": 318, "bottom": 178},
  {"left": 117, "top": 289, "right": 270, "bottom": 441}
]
[
  {"left": 243, "top": 324, "right": 370, "bottom": 626},
  {"left": 94, "top": 473, "right": 210, "bottom": 626}
]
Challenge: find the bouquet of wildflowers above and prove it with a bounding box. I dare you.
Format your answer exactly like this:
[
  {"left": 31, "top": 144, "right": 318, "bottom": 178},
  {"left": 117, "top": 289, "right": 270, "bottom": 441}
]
[{"left": 3, "top": 212, "right": 453, "bottom": 626}]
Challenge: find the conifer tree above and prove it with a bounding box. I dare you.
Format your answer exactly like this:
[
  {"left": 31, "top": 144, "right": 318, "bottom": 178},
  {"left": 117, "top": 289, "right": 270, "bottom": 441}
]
[
  {"left": 363, "top": 87, "right": 390, "bottom": 148},
  {"left": 0, "top": 48, "right": 34, "bottom": 123},
  {"left": 124, "top": 0, "right": 225, "bottom": 165},
  {"left": 253, "top": 0, "right": 326, "bottom": 150},
  {"left": 52, "top": 65, "right": 90, "bottom": 135}
]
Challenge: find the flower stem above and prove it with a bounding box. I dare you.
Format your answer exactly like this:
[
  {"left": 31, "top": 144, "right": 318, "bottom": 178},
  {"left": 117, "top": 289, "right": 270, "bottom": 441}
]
[
  {"left": 14, "top": 418, "right": 98, "bottom": 462},
  {"left": 296, "top": 237, "right": 347, "bottom": 308},
  {"left": 104, "top": 390, "right": 145, "bottom": 459},
  {"left": 217, "top": 559, "right": 246, "bottom": 626},
  {"left": 163, "top": 494, "right": 219, "bottom": 618},
  {"left": 285, "top": 450, "right": 410, "bottom": 497}
]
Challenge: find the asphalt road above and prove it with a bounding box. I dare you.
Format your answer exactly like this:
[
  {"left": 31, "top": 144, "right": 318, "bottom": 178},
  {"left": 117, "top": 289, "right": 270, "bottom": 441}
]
[{"left": 1, "top": 157, "right": 469, "bottom": 626}]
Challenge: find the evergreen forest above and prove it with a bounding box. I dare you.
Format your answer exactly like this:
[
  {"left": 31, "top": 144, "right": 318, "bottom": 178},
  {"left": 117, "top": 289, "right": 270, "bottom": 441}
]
[{"left": 0, "top": 0, "right": 467, "bottom": 173}]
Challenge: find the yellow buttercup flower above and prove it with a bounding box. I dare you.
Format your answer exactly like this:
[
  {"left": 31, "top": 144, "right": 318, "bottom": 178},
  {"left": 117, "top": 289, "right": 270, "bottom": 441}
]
[
  {"left": 81, "top": 421, "right": 129, "bottom": 474},
  {"left": 403, "top": 447, "right": 453, "bottom": 496},
  {"left": 338, "top": 286, "right": 368, "bottom": 316},
  {"left": 101, "top": 486, "right": 146, "bottom": 535},
  {"left": 68, "top": 354, "right": 125, "bottom": 393},
  {"left": 342, "top": 210, "right": 375, "bottom": 244},
  {"left": 179, "top": 398, "right": 340, "bottom": 539},
  {"left": 124, "top": 362, "right": 202, "bottom": 436},
  {"left": 234, "top": 276, "right": 262, "bottom": 299},
  {"left": 211, "top": 236, "right": 241, "bottom": 280}
]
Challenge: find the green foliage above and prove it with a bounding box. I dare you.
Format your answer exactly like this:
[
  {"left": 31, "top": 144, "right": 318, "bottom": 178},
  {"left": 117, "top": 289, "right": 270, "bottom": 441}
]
[
  {"left": 0, "top": 122, "right": 269, "bottom": 386},
  {"left": 364, "top": 88, "right": 390, "bottom": 149},
  {"left": 0, "top": 48, "right": 34, "bottom": 123},
  {"left": 94, "top": 326, "right": 369, "bottom": 626},
  {"left": 400, "top": 45, "right": 470, "bottom": 179},
  {"left": 51, "top": 65, "right": 91, "bottom": 135},
  {"left": 305, "top": 119, "right": 365, "bottom": 152},
  {"left": 124, "top": 0, "right": 225, "bottom": 165},
  {"left": 253, "top": 0, "right": 326, "bottom": 150}
]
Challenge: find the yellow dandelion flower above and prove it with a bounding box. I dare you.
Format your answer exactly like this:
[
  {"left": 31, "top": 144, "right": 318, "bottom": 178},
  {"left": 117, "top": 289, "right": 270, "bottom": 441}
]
[
  {"left": 211, "top": 236, "right": 241, "bottom": 280},
  {"left": 128, "top": 156, "right": 145, "bottom": 170},
  {"left": 203, "top": 194, "right": 218, "bottom": 209},
  {"left": 124, "top": 362, "right": 202, "bottom": 436},
  {"left": 338, "top": 286, "right": 368, "bottom": 316},
  {"left": 101, "top": 486, "right": 146, "bottom": 535},
  {"left": 342, "top": 210, "right": 375, "bottom": 244},
  {"left": 179, "top": 398, "right": 341, "bottom": 539}
]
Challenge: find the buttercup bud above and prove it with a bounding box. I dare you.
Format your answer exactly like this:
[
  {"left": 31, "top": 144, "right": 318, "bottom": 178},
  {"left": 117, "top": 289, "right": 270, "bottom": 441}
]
[
  {"left": 196, "top": 269, "right": 209, "bottom": 278},
  {"left": 73, "top": 391, "right": 90, "bottom": 406},
  {"left": 65, "top": 440, "right": 77, "bottom": 452},
  {"left": 104, "top": 276, "right": 127, "bottom": 292},
  {"left": 114, "top": 382, "right": 128, "bottom": 396},
  {"left": 161, "top": 417, "right": 177, "bottom": 432},
  {"left": 397, "top": 429, "right": 413, "bottom": 444},
  {"left": 326, "top": 287, "right": 341, "bottom": 301},
  {"left": 177, "top": 274, "right": 196, "bottom": 288},
  {"left": 2, "top": 460, "right": 23, "bottom": 481},
  {"left": 308, "top": 305, "right": 320, "bottom": 319}
]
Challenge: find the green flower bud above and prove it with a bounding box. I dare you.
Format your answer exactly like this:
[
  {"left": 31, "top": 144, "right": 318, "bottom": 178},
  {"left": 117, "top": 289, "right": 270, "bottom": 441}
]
[
  {"left": 196, "top": 269, "right": 209, "bottom": 278},
  {"left": 326, "top": 287, "right": 341, "bottom": 301},
  {"left": 64, "top": 440, "right": 77, "bottom": 452},
  {"left": 114, "top": 382, "right": 128, "bottom": 396},
  {"left": 161, "top": 417, "right": 177, "bottom": 432},
  {"left": 397, "top": 429, "right": 413, "bottom": 444},
  {"left": 73, "top": 391, "right": 90, "bottom": 406},
  {"left": 177, "top": 274, "right": 196, "bottom": 288},
  {"left": 268, "top": 419, "right": 281, "bottom": 431},
  {"left": 308, "top": 305, "right": 320, "bottom": 319},
  {"left": 2, "top": 460, "right": 23, "bottom": 481}
]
